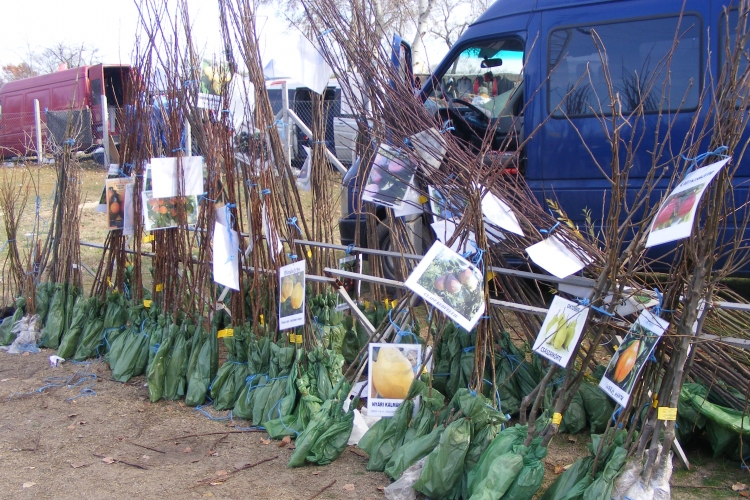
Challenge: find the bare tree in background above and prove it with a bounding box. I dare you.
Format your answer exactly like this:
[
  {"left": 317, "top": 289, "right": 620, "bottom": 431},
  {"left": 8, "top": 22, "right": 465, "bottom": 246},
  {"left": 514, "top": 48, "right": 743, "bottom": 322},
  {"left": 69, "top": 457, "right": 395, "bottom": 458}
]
[{"left": 0, "top": 42, "right": 100, "bottom": 85}]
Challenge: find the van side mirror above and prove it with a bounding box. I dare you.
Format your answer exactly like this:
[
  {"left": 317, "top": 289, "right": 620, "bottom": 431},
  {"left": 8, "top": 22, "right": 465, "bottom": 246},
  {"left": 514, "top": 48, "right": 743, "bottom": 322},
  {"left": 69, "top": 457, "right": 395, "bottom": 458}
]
[{"left": 481, "top": 58, "right": 503, "bottom": 69}]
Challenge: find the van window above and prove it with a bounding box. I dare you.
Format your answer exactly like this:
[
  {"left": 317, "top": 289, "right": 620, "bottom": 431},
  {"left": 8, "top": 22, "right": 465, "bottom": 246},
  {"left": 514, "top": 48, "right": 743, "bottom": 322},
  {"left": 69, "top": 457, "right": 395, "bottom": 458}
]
[
  {"left": 427, "top": 38, "right": 524, "bottom": 118},
  {"left": 91, "top": 79, "right": 102, "bottom": 106},
  {"left": 720, "top": 9, "right": 747, "bottom": 75},
  {"left": 548, "top": 15, "right": 701, "bottom": 116}
]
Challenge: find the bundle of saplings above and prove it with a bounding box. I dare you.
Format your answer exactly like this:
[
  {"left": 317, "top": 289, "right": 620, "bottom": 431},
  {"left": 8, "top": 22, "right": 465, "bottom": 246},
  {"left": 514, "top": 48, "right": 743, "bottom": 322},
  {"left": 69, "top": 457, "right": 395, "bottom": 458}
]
[
  {"left": 40, "top": 283, "right": 79, "bottom": 349},
  {"left": 108, "top": 304, "right": 152, "bottom": 382},
  {"left": 232, "top": 331, "right": 272, "bottom": 418},
  {"left": 147, "top": 320, "right": 178, "bottom": 402},
  {"left": 249, "top": 340, "right": 296, "bottom": 426},
  {"left": 184, "top": 318, "right": 212, "bottom": 406}
]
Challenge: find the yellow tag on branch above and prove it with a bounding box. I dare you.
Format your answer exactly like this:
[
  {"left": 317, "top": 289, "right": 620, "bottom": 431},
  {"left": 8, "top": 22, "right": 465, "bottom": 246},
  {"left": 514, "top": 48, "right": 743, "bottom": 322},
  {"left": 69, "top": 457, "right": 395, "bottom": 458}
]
[
  {"left": 259, "top": 314, "right": 265, "bottom": 325},
  {"left": 657, "top": 407, "right": 677, "bottom": 421},
  {"left": 142, "top": 234, "right": 154, "bottom": 243},
  {"left": 155, "top": 284, "right": 163, "bottom": 292},
  {"left": 307, "top": 250, "right": 312, "bottom": 258},
  {"left": 143, "top": 300, "right": 152, "bottom": 308},
  {"left": 289, "top": 333, "right": 303, "bottom": 344},
  {"left": 418, "top": 195, "right": 429, "bottom": 204},
  {"left": 364, "top": 300, "right": 370, "bottom": 309},
  {"left": 486, "top": 271, "right": 496, "bottom": 282},
  {"left": 652, "top": 394, "right": 659, "bottom": 409},
  {"left": 552, "top": 412, "right": 563, "bottom": 425},
  {"left": 217, "top": 328, "right": 234, "bottom": 338}
]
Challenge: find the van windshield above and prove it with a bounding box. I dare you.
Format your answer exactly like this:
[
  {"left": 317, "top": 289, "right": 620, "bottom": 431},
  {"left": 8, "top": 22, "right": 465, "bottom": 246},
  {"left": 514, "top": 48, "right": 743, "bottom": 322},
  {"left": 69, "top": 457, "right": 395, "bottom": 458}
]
[{"left": 427, "top": 39, "right": 524, "bottom": 119}]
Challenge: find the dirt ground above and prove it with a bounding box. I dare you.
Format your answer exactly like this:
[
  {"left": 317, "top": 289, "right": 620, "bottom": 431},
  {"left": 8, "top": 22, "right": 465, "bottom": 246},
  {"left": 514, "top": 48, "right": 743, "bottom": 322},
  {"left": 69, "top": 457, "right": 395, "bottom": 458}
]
[{"left": 2, "top": 350, "right": 749, "bottom": 499}]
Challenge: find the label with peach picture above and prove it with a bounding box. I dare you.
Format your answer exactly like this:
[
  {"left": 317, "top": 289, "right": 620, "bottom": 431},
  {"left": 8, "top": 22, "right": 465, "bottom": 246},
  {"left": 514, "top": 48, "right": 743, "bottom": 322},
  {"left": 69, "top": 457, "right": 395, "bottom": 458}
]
[
  {"left": 645, "top": 157, "right": 730, "bottom": 248},
  {"left": 361, "top": 144, "right": 416, "bottom": 210},
  {"left": 142, "top": 190, "right": 199, "bottom": 231}
]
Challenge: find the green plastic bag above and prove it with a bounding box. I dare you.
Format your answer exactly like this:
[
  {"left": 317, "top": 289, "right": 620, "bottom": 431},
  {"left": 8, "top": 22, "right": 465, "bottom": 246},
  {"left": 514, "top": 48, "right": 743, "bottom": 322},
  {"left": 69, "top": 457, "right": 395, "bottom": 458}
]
[
  {"left": 74, "top": 299, "right": 105, "bottom": 361},
  {"left": 500, "top": 440, "right": 547, "bottom": 500},
  {"left": 578, "top": 382, "right": 614, "bottom": 433},
  {"left": 581, "top": 447, "right": 627, "bottom": 500},
  {"left": 185, "top": 338, "right": 214, "bottom": 407},
  {"left": 541, "top": 456, "right": 593, "bottom": 500},
  {"left": 363, "top": 380, "right": 424, "bottom": 472},
  {"left": 40, "top": 283, "right": 66, "bottom": 349},
  {"left": 35, "top": 281, "right": 53, "bottom": 326},
  {"left": 288, "top": 399, "right": 335, "bottom": 467},
  {"left": 112, "top": 325, "right": 149, "bottom": 382},
  {"left": 255, "top": 344, "right": 294, "bottom": 424},
  {"left": 147, "top": 323, "right": 174, "bottom": 402},
  {"left": 413, "top": 417, "right": 472, "bottom": 498},
  {"left": 210, "top": 360, "right": 248, "bottom": 410},
  {"left": 57, "top": 296, "right": 88, "bottom": 359},
  {"left": 469, "top": 449, "right": 525, "bottom": 500},
  {"left": 466, "top": 424, "right": 527, "bottom": 496},
  {"left": 164, "top": 322, "right": 190, "bottom": 399},
  {"left": 233, "top": 374, "right": 269, "bottom": 420},
  {"left": 385, "top": 426, "right": 445, "bottom": 479},
  {"left": 559, "top": 390, "right": 586, "bottom": 434},
  {"left": 0, "top": 297, "right": 26, "bottom": 346},
  {"left": 307, "top": 402, "right": 355, "bottom": 465}
]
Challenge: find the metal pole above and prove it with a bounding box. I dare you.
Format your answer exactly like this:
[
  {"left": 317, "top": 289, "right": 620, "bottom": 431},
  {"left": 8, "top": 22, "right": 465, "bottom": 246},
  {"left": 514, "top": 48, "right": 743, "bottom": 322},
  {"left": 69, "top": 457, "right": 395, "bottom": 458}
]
[
  {"left": 33, "top": 99, "right": 43, "bottom": 164},
  {"left": 287, "top": 109, "right": 347, "bottom": 175},
  {"left": 281, "top": 80, "right": 292, "bottom": 166},
  {"left": 101, "top": 94, "right": 110, "bottom": 166}
]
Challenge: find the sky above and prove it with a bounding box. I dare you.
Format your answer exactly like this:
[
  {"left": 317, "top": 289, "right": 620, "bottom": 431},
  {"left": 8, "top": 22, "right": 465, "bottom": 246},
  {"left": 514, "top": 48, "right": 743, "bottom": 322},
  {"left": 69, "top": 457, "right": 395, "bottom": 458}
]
[{"left": 0, "top": 0, "right": 450, "bottom": 73}]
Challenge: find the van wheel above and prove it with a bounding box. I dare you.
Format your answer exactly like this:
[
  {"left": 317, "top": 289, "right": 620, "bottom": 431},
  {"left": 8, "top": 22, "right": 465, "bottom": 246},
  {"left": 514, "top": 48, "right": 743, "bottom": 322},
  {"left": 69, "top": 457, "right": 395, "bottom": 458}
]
[{"left": 377, "top": 224, "right": 399, "bottom": 283}]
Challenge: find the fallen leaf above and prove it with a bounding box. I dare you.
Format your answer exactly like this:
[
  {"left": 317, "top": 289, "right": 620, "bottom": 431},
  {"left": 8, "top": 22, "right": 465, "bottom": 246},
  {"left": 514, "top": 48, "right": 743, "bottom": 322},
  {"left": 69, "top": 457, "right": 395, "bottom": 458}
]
[
  {"left": 741, "top": 492, "right": 749, "bottom": 498},
  {"left": 202, "top": 493, "right": 214, "bottom": 497},
  {"left": 21, "top": 351, "right": 29, "bottom": 357},
  {"left": 342, "top": 483, "right": 355, "bottom": 491},
  {"left": 67, "top": 414, "right": 77, "bottom": 418},
  {"left": 178, "top": 402, "right": 186, "bottom": 408},
  {"left": 215, "top": 470, "right": 227, "bottom": 476},
  {"left": 22, "top": 482, "right": 35, "bottom": 488},
  {"left": 67, "top": 423, "right": 76, "bottom": 430},
  {"left": 260, "top": 438, "right": 270, "bottom": 445},
  {"left": 209, "top": 482, "right": 223, "bottom": 486},
  {"left": 280, "top": 436, "right": 291, "bottom": 447},
  {"left": 288, "top": 444, "right": 296, "bottom": 450},
  {"left": 234, "top": 462, "right": 250, "bottom": 470},
  {"left": 376, "top": 486, "right": 385, "bottom": 492},
  {"left": 191, "top": 460, "right": 200, "bottom": 464},
  {"left": 70, "top": 462, "right": 87, "bottom": 469},
  {"left": 209, "top": 452, "right": 219, "bottom": 457},
  {"left": 554, "top": 465, "right": 564, "bottom": 474},
  {"left": 23, "top": 467, "right": 35, "bottom": 470},
  {"left": 101, "top": 457, "right": 116, "bottom": 464},
  {"left": 137, "top": 409, "right": 144, "bottom": 413},
  {"left": 183, "top": 447, "right": 192, "bottom": 453},
  {"left": 78, "top": 421, "right": 87, "bottom": 425},
  {"left": 141, "top": 455, "right": 150, "bottom": 461},
  {"left": 312, "top": 471, "right": 320, "bottom": 476},
  {"left": 734, "top": 483, "right": 748, "bottom": 492},
  {"left": 0, "top": 378, "right": 12, "bottom": 382}
]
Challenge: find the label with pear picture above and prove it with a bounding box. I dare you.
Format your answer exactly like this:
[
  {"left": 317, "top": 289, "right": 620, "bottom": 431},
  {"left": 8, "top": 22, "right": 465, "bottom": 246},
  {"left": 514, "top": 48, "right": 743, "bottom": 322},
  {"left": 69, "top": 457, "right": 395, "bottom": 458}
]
[
  {"left": 532, "top": 296, "right": 589, "bottom": 368},
  {"left": 278, "top": 260, "right": 306, "bottom": 330}
]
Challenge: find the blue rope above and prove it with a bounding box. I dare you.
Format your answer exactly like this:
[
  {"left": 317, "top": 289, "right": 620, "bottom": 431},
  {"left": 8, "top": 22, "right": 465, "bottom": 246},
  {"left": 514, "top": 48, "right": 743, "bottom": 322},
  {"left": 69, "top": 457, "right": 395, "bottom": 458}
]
[
  {"left": 195, "top": 396, "right": 230, "bottom": 421},
  {"left": 318, "top": 28, "right": 334, "bottom": 38},
  {"left": 286, "top": 217, "right": 302, "bottom": 236},
  {"left": 345, "top": 244, "right": 355, "bottom": 255},
  {"left": 652, "top": 288, "right": 675, "bottom": 316}
]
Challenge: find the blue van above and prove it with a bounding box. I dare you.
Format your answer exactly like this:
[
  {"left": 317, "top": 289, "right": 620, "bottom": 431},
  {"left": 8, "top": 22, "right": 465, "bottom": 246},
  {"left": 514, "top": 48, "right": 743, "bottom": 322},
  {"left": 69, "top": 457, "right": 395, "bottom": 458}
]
[{"left": 339, "top": 0, "right": 747, "bottom": 274}]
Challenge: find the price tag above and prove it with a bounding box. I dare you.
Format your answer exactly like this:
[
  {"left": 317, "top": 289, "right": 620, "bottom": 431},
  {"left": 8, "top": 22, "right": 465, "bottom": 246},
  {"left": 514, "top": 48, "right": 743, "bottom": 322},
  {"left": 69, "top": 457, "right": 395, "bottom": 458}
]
[
  {"left": 289, "top": 333, "right": 303, "bottom": 344},
  {"left": 418, "top": 195, "right": 429, "bottom": 204},
  {"left": 142, "top": 234, "right": 154, "bottom": 243},
  {"left": 657, "top": 407, "right": 677, "bottom": 421},
  {"left": 155, "top": 284, "right": 163, "bottom": 292},
  {"left": 551, "top": 412, "right": 563, "bottom": 425},
  {"left": 217, "top": 328, "right": 234, "bottom": 338},
  {"left": 143, "top": 299, "right": 152, "bottom": 308}
]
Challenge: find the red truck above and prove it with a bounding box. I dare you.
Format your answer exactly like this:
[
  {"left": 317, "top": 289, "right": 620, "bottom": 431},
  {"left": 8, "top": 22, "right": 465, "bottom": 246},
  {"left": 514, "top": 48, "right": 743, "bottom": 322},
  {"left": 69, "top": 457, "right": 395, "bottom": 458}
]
[{"left": 0, "top": 64, "right": 132, "bottom": 157}]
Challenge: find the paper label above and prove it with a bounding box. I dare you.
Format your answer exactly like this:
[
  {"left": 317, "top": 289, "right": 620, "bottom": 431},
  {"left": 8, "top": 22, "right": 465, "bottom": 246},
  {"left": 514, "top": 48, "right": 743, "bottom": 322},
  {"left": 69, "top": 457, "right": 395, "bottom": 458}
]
[
  {"left": 657, "top": 407, "right": 677, "bottom": 421},
  {"left": 143, "top": 234, "right": 154, "bottom": 243},
  {"left": 552, "top": 412, "right": 563, "bottom": 425},
  {"left": 155, "top": 284, "right": 163, "bottom": 292},
  {"left": 217, "top": 328, "right": 234, "bottom": 338}
]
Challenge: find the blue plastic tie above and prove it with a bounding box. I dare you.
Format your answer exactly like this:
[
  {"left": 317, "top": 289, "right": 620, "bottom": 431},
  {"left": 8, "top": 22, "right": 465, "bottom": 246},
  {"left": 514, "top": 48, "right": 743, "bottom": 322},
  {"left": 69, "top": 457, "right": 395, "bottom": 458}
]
[
  {"left": 63, "top": 138, "right": 75, "bottom": 146},
  {"left": 286, "top": 217, "right": 302, "bottom": 236},
  {"left": 576, "top": 297, "right": 614, "bottom": 317},
  {"left": 681, "top": 145, "right": 729, "bottom": 173},
  {"left": 172, "top": 147, "right": 184, "bottom": 153},
  {"left": 345, "top": 244, "right": 355, "bottom": 255},
  {"left": 540, "top": 221, "right": 560, "bottom": 235},
  {"left": 652, "top": 288, "right": 675, "bottom": 316},
  {"left": 260, "top": 188, "right": 271, "bottom": 196},
  {"left": 318, "top": 28, "right": 334, "bottom": 38},
  {"left": 287, "top": 253, "right": 297, "bottom": 260}
]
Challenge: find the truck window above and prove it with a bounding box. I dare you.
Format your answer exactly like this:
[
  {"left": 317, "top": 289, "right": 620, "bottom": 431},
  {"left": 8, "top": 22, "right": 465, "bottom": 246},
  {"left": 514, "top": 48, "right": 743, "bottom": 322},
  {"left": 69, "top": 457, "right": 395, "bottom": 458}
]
[
  {"left": 548, "top": 15, "right": 701, "bottom": 116},
  {"left": 427, "top": 38, "right": 524, "bottom": 119},
  {"left": 720, "top": 9, "right": 748, "bottom": 75},
  {"left": 91, "top": 78, "right": 102, "bottom": 106}
]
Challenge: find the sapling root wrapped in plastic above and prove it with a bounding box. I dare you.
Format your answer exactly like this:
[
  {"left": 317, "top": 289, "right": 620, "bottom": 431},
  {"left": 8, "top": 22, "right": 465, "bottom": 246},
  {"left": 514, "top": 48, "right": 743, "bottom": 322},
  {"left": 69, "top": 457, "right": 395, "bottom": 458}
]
[
  {"left": 57, "top": 295, "right": 88, "bottom": 359},
  {"left": 74, "top": 298, "right": 105, "bottom": 360},
  {"left": 210, "top": 325, "right": 249, "bottom": 411},
  {"left": 412, "top": 416, "right": 472, "bottom": 498},
  {"left": 0, "top": 296, "right": 25, "bottom": 346},
  {"left": 39, "top": 282, "right": 67, "bottom": 349}
]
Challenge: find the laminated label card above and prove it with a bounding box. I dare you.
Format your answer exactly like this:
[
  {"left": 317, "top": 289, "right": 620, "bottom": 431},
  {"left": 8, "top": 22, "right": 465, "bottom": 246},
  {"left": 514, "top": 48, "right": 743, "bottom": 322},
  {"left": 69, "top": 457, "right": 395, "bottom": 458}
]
[
  {"left": 212, "top": 220, "right": 240, "bottom": 291},
  {"left": 526, "top": 235, "right": 590, "bottom": 279},
  {"left": 142, "top": 191, "right": 199, "bottom": 231},
  {"left": 532, "top": 296, "right": 589, "bottom": 368},
  {"left": 362, "top": 144, "right": 416, "bottom": 210},
  {"left": 409, "top": 128, "right": 446, "bottom": 171},
  {"left": 405, "top": 241, "right": 485, "bottom": 331},
  {"left": 151, "top": 156, "right": 205, "bottom": 199},
  {"left": 279, "top": 260, "right": 306, "bottom": 330},
  {"left": 105, "top": 178, "right": 132, "bottom": 231},
  {"left": 646, "top": 157, "right": 729, "bottom": 248},
  {"left": 481, "top": 191, "right": 523, "bottom": 236},
  {"left": 599, "top": 309, "right": 668, "bottom": 406},
  {"left": 367, "top": 343, "right": 422, "bottom": 417}
]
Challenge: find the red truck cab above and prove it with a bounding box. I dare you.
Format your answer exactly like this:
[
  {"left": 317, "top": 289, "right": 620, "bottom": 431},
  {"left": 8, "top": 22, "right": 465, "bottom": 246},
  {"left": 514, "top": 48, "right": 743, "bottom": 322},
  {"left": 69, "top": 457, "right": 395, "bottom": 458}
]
[{"left": 0, "top": 64, "right": 131, "bottom": 156}]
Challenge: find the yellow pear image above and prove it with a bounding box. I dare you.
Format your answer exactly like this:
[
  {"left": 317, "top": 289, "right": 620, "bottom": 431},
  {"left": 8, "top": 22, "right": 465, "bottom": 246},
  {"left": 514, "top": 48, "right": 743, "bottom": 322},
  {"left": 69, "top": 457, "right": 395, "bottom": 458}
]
[
  {"left": 280, "top": 277, "right": 293, "bottom": 302},
  {"left": 290, "top": 282, "right": 304, "bottom": 309},
  {"left": 372, "top": 346, "right": 414, "bottom": 399}
]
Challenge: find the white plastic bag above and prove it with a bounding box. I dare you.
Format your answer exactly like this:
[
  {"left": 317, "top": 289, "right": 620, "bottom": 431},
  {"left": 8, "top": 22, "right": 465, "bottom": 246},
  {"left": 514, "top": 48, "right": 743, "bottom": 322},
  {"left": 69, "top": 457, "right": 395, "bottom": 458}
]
[
  {"left": 7, "top": 315, "right": 41, "bottom": 354},
  {"left": 348, "top": 409, "right": 370, "bottom": 446},
  {"left": 652, "top": 450, "right": 673, "bottom": 500},
  {"left": 384, "top": 457, "right": 426, "bottom": 500},
  {"left": 612, "top": 459, "right": 642, "bottom": 500}
]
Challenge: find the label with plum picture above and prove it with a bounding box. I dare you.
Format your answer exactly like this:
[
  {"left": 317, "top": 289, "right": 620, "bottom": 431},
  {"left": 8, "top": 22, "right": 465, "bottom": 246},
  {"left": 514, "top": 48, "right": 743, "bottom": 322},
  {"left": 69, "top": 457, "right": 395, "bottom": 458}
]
[
  {"left": 405, "top": 241, "right": 485, "bottom": 331},
  {"left": 645, "top": 157, "right": 730, "bottom": 248}
]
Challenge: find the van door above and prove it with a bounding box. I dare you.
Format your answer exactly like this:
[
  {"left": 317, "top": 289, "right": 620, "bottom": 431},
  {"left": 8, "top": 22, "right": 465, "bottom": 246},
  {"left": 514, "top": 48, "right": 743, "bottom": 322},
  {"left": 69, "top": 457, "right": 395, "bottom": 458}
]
[
  {"left": 536, "top": 2, "right": 706, "bottom": 230},
  {"left": 88, "top": 64, "right": 105, "bottom": 145}
]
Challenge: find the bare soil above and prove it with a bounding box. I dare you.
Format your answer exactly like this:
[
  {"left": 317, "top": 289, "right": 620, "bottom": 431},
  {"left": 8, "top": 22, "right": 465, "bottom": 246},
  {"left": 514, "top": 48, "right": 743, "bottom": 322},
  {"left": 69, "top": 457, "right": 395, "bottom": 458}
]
[{"left": 0, "top": 350, "right": 749, "bottom": 499}]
